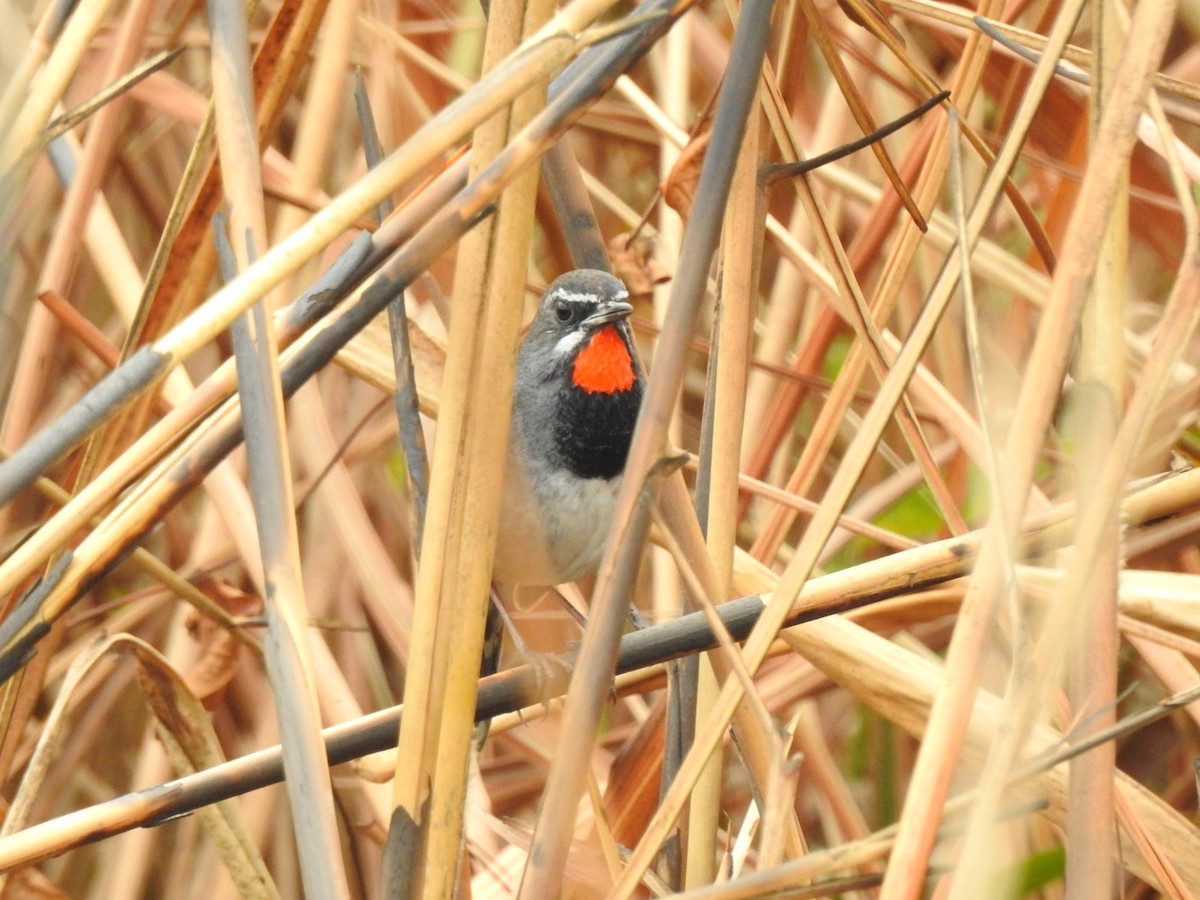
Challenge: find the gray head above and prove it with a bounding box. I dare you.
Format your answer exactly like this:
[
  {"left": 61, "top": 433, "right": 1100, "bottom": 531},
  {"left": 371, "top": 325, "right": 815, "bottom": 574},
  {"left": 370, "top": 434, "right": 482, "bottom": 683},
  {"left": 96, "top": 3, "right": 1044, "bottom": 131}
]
[
  {"left": 521, "top": 269, "right": 633, "bottom": 360},
  {"left": 512, "top": 269, "right": 642, "bottom": 480}
]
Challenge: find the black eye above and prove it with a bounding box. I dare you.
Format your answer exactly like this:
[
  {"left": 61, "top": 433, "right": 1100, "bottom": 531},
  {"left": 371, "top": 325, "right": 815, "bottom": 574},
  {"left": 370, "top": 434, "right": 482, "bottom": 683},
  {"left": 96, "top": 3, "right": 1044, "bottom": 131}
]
[{"left": 554, "top": 301, "right": 572, "bottom": 322}]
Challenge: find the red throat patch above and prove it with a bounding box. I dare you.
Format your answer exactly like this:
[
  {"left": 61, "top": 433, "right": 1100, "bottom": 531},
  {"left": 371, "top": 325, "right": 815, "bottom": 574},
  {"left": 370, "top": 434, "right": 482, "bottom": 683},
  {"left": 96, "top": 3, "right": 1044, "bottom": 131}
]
[{"left": 572, "top": 325, "right": 635, "bottom": 394}]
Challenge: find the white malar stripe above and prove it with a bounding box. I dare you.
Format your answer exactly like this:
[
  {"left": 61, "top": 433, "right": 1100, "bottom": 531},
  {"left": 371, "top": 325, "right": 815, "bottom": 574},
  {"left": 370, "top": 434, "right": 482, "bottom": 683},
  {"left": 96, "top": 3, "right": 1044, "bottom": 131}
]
[{"left": 553, "top": 328, "right": 588, "bottom": 355}]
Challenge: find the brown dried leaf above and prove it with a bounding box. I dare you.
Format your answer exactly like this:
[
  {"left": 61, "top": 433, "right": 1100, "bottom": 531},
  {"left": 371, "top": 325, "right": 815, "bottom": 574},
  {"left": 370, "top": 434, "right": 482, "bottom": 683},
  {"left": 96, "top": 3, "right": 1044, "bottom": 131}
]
[
  {"left": 602, "top": 699, "right": 665, "bottom": 849},
  {"left": 662, "top": 130, "right": 710, "bottom": 219},
  {"left": 129, "top": 638, "right": 279, "bottom": 900},
  {"left": 608, "top": 233, "right": 672, "bottom": 297},
  {"left": 185, "top": 578, "right": 259, "bottom": 706}
]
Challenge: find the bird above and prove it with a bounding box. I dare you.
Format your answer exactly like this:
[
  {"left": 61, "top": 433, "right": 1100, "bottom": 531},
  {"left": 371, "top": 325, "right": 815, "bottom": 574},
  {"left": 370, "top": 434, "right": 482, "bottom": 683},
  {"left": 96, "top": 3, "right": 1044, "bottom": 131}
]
[
  {"left": 493, "top": 268, "right": 644, "bottom": 592},
  {"left": 480, "top": 270, "right": 644, "bottom": 692}
]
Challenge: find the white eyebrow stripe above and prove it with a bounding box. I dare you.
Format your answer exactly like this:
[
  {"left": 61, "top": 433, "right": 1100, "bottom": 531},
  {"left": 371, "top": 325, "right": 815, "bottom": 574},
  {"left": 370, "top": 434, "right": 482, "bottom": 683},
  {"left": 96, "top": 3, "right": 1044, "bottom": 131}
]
[
  {"left": 551, "top": 288, "right": 629, "bottom": 304},
  {"left": 553, "top": 290, "right": 598, "bottom": 304}
]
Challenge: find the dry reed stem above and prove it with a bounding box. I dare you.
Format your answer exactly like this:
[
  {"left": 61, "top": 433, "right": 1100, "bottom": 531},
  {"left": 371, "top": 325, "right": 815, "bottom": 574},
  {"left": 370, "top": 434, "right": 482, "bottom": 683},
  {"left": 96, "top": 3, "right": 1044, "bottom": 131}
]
[
  {"left": 386, "top": 0, "right": 553, "bottom": 890},
  {"left": 682, "top": 89, "right": 764, "bottom": 889},
  {"left": 1059, "top": 0, "right": 1127, "bottom": 891},
  {"left": 209, "top": 0, "right": 349, "bottom": 890}
]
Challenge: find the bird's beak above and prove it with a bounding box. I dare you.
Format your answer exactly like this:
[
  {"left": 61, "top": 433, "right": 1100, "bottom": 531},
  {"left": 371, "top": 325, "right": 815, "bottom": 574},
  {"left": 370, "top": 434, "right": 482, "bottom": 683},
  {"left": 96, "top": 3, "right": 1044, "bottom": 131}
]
[{"left": 582, "top": 300, "right": 634, "bottom": 329}]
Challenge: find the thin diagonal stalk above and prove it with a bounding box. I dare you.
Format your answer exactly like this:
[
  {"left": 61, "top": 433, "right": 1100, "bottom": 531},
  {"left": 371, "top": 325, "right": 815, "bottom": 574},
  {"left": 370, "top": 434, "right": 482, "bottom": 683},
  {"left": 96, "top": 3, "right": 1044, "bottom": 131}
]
[{"left": 353, "top": 77, "right": 430, "bottom": 545}]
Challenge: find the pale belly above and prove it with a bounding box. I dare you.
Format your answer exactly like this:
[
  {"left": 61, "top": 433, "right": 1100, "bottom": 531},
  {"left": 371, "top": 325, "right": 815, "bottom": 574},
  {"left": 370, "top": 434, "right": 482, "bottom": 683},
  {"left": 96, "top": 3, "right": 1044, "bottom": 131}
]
[{"left": 493, "top": 452, "right": 620, "bottom": 589}]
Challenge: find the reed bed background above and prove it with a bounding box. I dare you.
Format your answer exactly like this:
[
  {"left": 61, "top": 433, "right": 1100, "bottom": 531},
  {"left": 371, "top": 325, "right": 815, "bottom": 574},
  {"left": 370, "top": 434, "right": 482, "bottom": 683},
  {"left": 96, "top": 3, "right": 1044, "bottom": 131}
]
[{"left": 0, "top": 0, "right": 1198, "bottom": 895}]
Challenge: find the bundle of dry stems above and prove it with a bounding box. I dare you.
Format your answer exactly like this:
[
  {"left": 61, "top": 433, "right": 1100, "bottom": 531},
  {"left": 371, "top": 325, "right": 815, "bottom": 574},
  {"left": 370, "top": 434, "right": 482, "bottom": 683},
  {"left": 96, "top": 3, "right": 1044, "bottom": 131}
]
[{"left": 0, "top": 0, "right": 1198, "bottom": 894}]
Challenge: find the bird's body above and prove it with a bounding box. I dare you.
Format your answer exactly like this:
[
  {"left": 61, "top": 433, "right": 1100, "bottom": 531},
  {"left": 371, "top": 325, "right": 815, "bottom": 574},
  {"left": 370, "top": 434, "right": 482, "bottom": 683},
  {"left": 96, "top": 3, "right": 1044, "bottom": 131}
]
[{"left": 493, "top": 269, "right": 643, "bottom": 592}]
